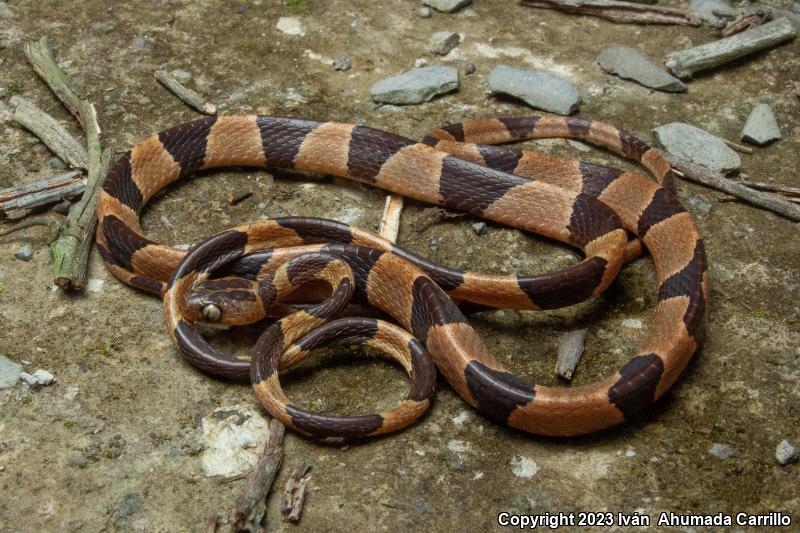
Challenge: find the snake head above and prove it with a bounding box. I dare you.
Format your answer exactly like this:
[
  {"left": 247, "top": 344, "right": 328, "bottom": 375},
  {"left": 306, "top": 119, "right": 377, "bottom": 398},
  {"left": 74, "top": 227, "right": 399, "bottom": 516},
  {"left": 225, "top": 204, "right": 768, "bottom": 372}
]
[{"left": 185, "top": 277, "right": 267, "bottom": 326}]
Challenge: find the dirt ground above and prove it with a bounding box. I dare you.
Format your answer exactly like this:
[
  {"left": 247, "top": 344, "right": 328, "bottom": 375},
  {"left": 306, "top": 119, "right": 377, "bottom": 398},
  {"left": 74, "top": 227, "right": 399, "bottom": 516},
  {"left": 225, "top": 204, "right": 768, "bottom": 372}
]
[{"left": 1, "top": 1, "right": 799, "bottom": 531}]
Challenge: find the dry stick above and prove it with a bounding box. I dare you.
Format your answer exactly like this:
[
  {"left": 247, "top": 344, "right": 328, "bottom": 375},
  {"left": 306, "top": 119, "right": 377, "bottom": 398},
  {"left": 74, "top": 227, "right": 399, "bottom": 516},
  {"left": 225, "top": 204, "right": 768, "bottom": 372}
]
[
  {"left": 231, "top": 419, "right": 286, "bottom": 533},
  {"left": 556, "top": 329, "right": 587, "bottom": 380},
  {"left": 519, "top": 0, "right": 701, "bottom": 25},
  {"left": 659, "top": 150, "right": 800, "bottom": 221},
  {"left": 722, "top": 138, "right": 754, "bottom": 154},
  {"left": 280, "top": 462, "right": 312, "bottom": 523},
  {"left": 721, "top": 9, "right": 771, "bottom": 37},
  {"left": 205, "top": 514, "right": 218, "bottom": 533},
  {"left": 736, "top": 179, "right": 800, "bottom": 197},
  {"left": 666, "top": 18, "right": 796, "bottom": 79},
  {"left": 155, "top": 69, "right": 217, "bottom": 115},
  {"left": 23, "top": 36, "right": 115, "bottom": 290},
  {"left": 11, "top": 96, "right": 89, "bottom": 169},
  {"left": 0, "top": 170, "right": 84, "bottom": 218},
  {"left": 378, "top": 194, "right": 404, "bottom": 243}
]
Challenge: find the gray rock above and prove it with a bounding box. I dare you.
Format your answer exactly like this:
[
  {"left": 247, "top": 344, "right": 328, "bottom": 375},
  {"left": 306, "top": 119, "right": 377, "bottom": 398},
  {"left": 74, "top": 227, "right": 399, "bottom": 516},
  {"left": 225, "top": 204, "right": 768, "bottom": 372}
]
[
  {"left": 773, "top": 8, "right": 800, "bottom": 32},
  {"left": 418, "top": 7, "right": 433, "bottom": 17},
  {"left": 464, "top": 62, "right": 476, "bottom": 75},
  {"left": 14, "top": 244, "right": 32, "bottom": 261},
  {"left": 741, "top": 103, "right": 781, "bottom": 145},
  {"left": 429, "top": 31, "right": 460, "bottom": 55},
  {"left": 472, "top": 222, "right": 487, "bottom": 235},
  {"left": 488, "top": 65, "right": 580, "bottom": 115},
  {"left": 116, "top": 493, "right": 142, "bottom": 518},
  {"left": 597, "top": 47, "right": 687, "bottom": 93},
  {"left": 652, "top": 122, "right": 741, "bottom": 174},
  {"left": 687, "top": 195, "right": 713, "bottom": 216},
  {"left": 689, "top": 0, "right": 735, "bottom": 27},
  {"left": 47, "top": 157, "right": 67, "bottom": 169},
  {"left": 370, "top": 66, "right": 459, "bottom": 105},
  {"left": 709, "top": 443, "right": 738, "bottom": 460},
  {"left": 775, "top": 440, "right": 798, "bottom": 465},
  {"left": 0, "top": 1, "right": 16, "bottom": 18},
  {"left": 0, "top": 355, "right": 22, "bottom": 389},
  {"left": 20, "top": 369, "right": 55, "bottom": 386},
  {"left": 423, "top": 0, "right": 472, "bottom": 12},
  {"left": 333, "top": 57, "right": 352, "bottom": 71}
]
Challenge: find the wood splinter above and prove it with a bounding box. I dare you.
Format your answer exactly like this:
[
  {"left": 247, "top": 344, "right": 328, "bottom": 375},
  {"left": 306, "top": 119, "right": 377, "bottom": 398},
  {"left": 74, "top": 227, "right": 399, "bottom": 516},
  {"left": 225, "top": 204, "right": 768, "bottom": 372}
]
[
  {"left": 378, "top": 193, "right": 404, "bottom": 243},
  {"left": 280, "top": 462, "right": 312, "bottom": 523},
  {"left": 556, "top": 329, "right": 588, "bottom": 380},
  {"left": 155, "top": 69, "right": 217, "bottom": 115}
]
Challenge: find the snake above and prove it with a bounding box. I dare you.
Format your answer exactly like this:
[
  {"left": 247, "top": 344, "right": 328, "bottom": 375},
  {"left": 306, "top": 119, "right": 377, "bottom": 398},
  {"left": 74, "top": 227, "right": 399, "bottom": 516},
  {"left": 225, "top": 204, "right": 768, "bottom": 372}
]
[{"left": 96, "top": 115, "right": 708, "bottom": 437}]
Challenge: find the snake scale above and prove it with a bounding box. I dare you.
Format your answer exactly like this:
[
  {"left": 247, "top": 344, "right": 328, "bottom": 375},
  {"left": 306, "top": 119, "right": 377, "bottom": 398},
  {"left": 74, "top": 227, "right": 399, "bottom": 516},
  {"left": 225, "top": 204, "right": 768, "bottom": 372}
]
[{"left": 96, "top": 115, "right": 708, "bottom": 437}]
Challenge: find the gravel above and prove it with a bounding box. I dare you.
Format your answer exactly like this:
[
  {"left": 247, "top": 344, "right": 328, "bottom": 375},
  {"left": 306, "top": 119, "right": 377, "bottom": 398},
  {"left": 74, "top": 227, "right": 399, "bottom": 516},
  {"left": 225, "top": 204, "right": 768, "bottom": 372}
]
[
  {"left": 429, "top": 31, "right": 460, "bottom": 55},
  {"left": 741, "top": 103, "right": 781, "bottom": 145},
  {"left": 488, "top": 65, "right": 580, "bottom": 115},
  {"left": 597, "top": 47, "right": 687, "bottom": 93},
  {"left": 652, "top": 122, "right": 741, "bottom": 174},
  {"left": 423, "top": 0, "right": 472, "bottom": 12},
  {"left": 14, "top": 244, "right": 33, "bottom": 261},
  {"left": 689, "top": 0, "right": 735, "bottom": 27},
  {"left": 709, "top": 443, "right": 738, "bottom": 460},
  {"left": 0, "top": 355, "right": 22, "bottom": 389},
  {"left": 775, "top": 440, "right": 798, "bottom": 465},
  {"left": 333, "top": 57, "right": 352, "bottom": 71},
  {"left": 370, "top": 66, "right": 459, "bottom": 105}
]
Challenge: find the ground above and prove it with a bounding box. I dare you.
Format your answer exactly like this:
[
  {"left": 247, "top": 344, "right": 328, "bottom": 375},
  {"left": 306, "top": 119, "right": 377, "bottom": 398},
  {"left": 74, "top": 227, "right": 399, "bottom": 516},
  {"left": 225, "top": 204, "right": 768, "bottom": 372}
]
[{"left": 1, "top": 1, "right": 799, "bottom": 532}]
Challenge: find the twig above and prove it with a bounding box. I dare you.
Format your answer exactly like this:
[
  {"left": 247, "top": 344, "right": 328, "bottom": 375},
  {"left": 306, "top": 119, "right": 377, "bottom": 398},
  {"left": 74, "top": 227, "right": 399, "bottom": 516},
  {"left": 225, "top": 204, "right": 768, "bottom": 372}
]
[
  {"left": 227, "top": 191, "right": 253, "bottom": 206},
  {"left": 0, "top": 171, "right": 84, "bottom": 219},
  {"left": 721, "top": 9, "right": 771, "bottom": 37},
  {"left": 231, "top": 419, "right": 286, "bottom": 533},
  {"left": 519, "top": 0, "right": 701, "bottom": 25},
  {"left": 722, "top": 138, "right": 754, "bottom": 154},
  {"left": 556, "top": 329, "right": 587, "bottom": 380},
  {"left": 378, "top": 194, "right": 404, "bottom": 243},
  {"left": 280, "top": 462, "right": 312, "bottom": 523},
  {"left": 205, "top": 514, "right": 218, "bottom": 533},
  {"left": 0, "top": 216, "right": 64, "bottom": 242},
  {"left": 660, "top": 150, "right": 800, "bottom": 221},
  {"left": 736, "top": 178, "right": 800, "bottom": 197},
  {"left": 23, "top": 36, "right": 115, "bottom": 290},
  {"left": 11, "top": 96, "right": 89, "bottom": 169},
  {"left": 155, "top": 69, "right": 217, "bottom": 115},
  {"left": 665, "top": 18, "right": 796, "bottom": 79}
]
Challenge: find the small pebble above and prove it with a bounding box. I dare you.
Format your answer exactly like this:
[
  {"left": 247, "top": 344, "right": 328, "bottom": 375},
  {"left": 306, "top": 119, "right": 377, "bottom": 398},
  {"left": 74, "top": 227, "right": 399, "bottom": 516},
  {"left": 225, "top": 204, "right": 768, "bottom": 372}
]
[
  {"left": 511, "top": 456, "right": 539, "bottom": 478},
  {"left": 89, "top": 21, "right": 115, "bottom": 34},
  {"left": 429, "top": 31, "right": 460, "bottom": 55},
  {"left": 597, "top": 47, "right": 686, "bottom": 93},
  {"left": 488, "top": 65, "right": 580, "bottom": 115},
  {"left": 709, "top": 443, "right": 738, "bottom": 460},
  {"left": 47, "top": 157, "right": 67, "bottom": 169},
  {"left": 19, "top": 369, "right": 56, "bottom": 386},
  {"left": 236, "top": 4, "right": 249, "bottom": 14},
  {"left": 371, "top": 66, "right": 459, "bottom": 105},
  {"left": 687, "top": 195, "right": 713, "bottom": 216},
  {"left": 472, "top": 222, "right": 487, "bottom": 235},
  {"left": 276, "top": 16, "right": 305, "bottom": 36},
  {"left": 53, "top": 200, "right": 72, "bottom": 215},
  {"left": 741, "top": 103, "right": 781, "bottom": 145},
  {"left": 423, "top": 0, "right": 472, "bottom": 12},
  {"left": 652, "top": 123, "right": 741, "bottom": 174},
  {"left": 332, "top": 57, "right": 352, "bottom": 71},
  {"left": 464, "top": 62, "right": 476, "bottom": 75},
  {"left": 418, "top": 7, "right": 432, "bottom": 17},
  {"left": 14, "top": 244, "right": 33, "bottom": 261},
  {"left": 775, "top": 440, "right": 798, "bottom": 465}
]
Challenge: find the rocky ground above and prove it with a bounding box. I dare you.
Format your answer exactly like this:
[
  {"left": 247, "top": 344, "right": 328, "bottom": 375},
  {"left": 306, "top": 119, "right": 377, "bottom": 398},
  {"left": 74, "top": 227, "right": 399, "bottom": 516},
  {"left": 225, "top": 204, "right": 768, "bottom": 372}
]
[{"left": 1, "top": 0, "right": 799, "bottom": 531}]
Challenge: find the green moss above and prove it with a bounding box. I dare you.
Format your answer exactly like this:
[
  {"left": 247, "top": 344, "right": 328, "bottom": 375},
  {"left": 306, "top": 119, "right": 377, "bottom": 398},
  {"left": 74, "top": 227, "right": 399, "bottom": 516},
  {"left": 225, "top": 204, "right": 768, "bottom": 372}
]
[
  {"left": 284, "top": 0, "right": 311, "bottom": 16},
  {"left": 5, "top": 83, "right": 23, "bottom": 94}
]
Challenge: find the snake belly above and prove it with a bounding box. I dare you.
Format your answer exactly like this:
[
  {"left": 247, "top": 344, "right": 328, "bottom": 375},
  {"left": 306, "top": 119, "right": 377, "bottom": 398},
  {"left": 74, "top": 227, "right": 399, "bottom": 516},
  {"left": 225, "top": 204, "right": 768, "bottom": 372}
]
[{"left": 97, "top": 115, "right": 708, "bottom": 436}]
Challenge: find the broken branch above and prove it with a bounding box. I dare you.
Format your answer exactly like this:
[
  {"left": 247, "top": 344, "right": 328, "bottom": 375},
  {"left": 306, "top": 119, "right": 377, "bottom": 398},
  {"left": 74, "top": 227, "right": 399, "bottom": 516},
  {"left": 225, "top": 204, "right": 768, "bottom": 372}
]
[
  {"left": 280, "top": 462, "right": 312, "bottom": 523},
  {"left": 378, "top": 194, "right": 404, "bottom": 243},
  {"left": 666, "top": 18, "right": 796, "bottom": 79},
  {"left": 11, "top": 96, "right": 88, "bottom": 169},
  {"left": 231, "top": 419, "right": 286, "bottom": 533},
  {"left": 155, "top": 69, "right": 217, "bottom": 115},
  {"left": 660, "top": 150, "right": 800, "bottom": 221},
  {"left": 519, "top": 0, "right": 701, "bottom": 25},
  {"left": 0, "top": 171, "right": 84, "bottom": 219},
  {"left": 556, "top": 329, "right": 588, "bottom": 380}
]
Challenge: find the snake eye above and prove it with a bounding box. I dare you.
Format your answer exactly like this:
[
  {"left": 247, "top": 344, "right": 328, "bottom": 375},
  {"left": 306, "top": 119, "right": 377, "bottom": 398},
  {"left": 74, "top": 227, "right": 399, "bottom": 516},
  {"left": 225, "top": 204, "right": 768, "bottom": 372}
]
[{"left": 202, "top": 304, "right": 222, "bottom": 322}]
